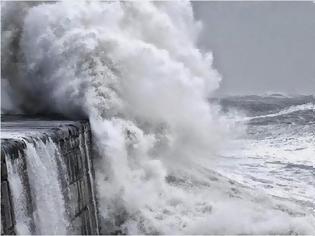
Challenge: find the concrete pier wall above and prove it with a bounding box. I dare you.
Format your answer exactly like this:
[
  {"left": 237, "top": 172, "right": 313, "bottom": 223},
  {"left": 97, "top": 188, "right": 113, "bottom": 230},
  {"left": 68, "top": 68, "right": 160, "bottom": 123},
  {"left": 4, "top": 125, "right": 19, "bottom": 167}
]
[{"left": 1, "top": 116, "right": 99, "bottom": 235}]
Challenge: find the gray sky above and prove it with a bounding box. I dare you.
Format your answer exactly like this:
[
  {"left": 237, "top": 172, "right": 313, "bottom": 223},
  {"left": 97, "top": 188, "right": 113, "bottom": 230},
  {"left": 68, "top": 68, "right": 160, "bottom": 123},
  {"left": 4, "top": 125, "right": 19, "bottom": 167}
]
[{"left": 192, "top": 1, "right": 315, "bottom": 95}]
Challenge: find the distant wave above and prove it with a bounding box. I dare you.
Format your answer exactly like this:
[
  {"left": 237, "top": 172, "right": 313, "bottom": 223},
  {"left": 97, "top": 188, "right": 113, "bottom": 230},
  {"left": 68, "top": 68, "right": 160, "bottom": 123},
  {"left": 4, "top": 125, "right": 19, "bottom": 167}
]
[
  {"left": 262, "top": 91, "right": 291, "bottom": 98},
  {"left": 248, "top": 103, "right": 315, "bottom": 120}
]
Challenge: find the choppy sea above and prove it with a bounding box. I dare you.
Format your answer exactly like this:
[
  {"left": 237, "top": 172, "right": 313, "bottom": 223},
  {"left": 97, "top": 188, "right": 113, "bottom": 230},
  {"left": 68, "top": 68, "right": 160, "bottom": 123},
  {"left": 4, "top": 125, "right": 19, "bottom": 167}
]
[{"left": 216, "top": 94, "right": 315, "bottom": 214}]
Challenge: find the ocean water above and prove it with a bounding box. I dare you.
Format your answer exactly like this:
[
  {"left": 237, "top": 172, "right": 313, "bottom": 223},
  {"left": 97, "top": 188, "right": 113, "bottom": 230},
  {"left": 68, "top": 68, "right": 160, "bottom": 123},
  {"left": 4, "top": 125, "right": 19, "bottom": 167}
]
[
  {"left": 2, "top": 1, "right": 315, "bottom": 234},
  {"left": 216, "top": 94, "right": 315, "bottom": 214}
]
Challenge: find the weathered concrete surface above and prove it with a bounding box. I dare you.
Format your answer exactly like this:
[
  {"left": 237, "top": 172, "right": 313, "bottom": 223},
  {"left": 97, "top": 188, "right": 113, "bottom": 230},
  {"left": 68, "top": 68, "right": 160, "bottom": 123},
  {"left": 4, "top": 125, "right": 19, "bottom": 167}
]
[{"left": 1, "top": 115, "right": 99, "bottom": 235}]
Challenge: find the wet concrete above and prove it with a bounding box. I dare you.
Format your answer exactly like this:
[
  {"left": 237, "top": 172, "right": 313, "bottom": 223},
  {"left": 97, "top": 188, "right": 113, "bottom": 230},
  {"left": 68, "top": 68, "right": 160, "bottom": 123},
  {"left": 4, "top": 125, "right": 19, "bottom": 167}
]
[{"left": 1, "top": 115, "right": 99, "bottom": 235}]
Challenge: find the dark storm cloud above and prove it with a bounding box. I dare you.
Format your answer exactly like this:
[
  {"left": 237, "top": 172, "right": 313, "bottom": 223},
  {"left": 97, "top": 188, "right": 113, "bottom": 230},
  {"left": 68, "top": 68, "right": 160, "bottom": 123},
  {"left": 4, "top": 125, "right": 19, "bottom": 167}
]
[{"left": 192, "top": 1, "right": 315, "bottom": 95}]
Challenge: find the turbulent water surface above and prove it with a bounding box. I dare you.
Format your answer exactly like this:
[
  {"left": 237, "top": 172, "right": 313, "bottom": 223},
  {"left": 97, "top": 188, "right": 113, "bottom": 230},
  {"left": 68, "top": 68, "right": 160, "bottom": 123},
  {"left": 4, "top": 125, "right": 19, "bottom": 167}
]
[
  {"left": 1, "top": 1, "right": 315, "bottom": 234},
  {"left": 217, "top": 95, "right": 315, "bottom": 212}
]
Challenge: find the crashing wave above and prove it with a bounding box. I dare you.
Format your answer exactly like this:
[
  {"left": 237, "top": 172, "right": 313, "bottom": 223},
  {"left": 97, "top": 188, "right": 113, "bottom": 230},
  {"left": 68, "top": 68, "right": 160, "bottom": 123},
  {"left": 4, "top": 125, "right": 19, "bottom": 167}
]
[
  {"left": 2, "top": 1, "right": 315, "bottom": 234},
  {"left": 248, "top": 103, "right": 315, "bottom": 120}
]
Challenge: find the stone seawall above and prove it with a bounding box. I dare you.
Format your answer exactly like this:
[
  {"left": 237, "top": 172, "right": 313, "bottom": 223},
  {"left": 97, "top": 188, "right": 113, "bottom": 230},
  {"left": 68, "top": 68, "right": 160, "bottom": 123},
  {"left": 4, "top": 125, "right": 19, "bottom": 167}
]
[{"left": 1, "top": 116, "right": 99, "bottom": 235}]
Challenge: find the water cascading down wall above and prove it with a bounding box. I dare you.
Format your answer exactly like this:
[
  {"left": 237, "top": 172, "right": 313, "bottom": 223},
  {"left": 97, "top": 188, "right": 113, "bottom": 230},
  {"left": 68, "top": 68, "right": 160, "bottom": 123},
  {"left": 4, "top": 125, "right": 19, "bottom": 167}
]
[{"left": 1, "top": 116, "right": 99, "bottom": 235}]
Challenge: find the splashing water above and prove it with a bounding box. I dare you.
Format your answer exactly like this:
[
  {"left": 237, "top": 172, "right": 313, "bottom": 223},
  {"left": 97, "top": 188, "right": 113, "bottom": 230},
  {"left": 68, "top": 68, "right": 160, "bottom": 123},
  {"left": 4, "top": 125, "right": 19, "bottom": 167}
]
[
  {"left": 4, "top": 139, "right": 69, "bottom": 234},
  {"left": 2, "top": 1, "right": 315, "bottom": 234}
]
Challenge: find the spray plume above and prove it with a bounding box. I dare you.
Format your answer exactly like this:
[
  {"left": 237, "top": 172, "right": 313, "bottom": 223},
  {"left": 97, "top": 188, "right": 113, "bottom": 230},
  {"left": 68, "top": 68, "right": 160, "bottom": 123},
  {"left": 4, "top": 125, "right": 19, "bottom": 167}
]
[{"left": 2, "top": 1, "right": 315, "bottom": 234}]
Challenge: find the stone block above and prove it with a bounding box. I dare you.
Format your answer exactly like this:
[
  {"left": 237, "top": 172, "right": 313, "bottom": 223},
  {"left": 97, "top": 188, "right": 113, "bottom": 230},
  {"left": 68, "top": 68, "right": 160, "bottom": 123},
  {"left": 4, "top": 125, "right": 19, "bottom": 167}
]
[
  {"left": 1, "top": 181, "right": 15, "bottom": 234},
  {"left": 1, "top": 117, "right": 99, "bottom": 234}
]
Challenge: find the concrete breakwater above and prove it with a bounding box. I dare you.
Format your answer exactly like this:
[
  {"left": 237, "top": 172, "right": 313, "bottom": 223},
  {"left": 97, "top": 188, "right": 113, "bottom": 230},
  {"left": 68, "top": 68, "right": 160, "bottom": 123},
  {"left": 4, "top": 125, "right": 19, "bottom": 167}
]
[{"left": 1, "top": 116, "right": 99, "bottom": 235}]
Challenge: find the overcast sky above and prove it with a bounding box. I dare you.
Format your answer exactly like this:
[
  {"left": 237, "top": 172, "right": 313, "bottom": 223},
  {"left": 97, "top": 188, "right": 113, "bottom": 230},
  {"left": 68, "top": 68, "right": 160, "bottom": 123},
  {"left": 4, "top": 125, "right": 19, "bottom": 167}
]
[{"left": 192, "top": 1, "right": 315, "bottom": 95}]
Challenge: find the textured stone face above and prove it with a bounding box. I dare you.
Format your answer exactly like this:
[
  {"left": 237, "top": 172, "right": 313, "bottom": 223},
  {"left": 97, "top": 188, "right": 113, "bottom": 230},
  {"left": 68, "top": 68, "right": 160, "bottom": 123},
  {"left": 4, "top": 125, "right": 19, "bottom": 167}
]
[{"left": 1, "top": 116, "right": 99, "bottom": 235}]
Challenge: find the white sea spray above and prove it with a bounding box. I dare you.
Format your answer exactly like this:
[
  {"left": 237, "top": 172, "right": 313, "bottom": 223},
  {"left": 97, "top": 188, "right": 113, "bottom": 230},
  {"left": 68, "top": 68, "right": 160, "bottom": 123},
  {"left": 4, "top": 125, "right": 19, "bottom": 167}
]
[{"left": 2, "top": 1, "right": 315, "bottom": 234}]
